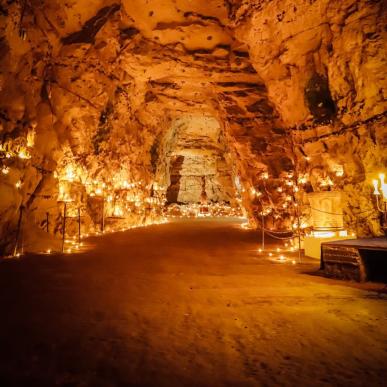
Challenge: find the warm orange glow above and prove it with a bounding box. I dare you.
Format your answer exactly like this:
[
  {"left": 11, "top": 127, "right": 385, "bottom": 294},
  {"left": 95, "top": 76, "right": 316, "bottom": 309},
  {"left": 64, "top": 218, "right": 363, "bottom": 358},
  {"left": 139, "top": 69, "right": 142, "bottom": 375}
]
[{"left": 18, "top": 148, "right": 31, "bottom": 159}]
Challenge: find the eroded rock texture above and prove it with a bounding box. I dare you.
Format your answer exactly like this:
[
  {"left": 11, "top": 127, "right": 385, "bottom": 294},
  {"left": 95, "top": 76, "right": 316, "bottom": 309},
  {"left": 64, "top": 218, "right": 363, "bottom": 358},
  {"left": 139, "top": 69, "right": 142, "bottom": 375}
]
[
  {"left": 0, "top": 0, "right": 386, "bottom": 255},
  {"left": 231, "top": 0, "right": 387, "bottom": 233}
]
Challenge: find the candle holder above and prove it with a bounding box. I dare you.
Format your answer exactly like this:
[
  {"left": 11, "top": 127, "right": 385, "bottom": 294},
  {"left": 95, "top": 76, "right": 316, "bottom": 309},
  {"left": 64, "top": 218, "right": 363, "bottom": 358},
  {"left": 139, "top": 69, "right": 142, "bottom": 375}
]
[{"left": 372, "top": 173, "right": 387, "bottom": 236}]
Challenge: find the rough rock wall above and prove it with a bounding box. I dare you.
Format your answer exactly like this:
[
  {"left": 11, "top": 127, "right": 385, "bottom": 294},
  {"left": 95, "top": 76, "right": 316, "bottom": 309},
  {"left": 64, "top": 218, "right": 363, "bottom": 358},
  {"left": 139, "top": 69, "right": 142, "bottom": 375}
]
[
  {"left": 155, "top": 115, "right": 236, "bottom": 204},
  {"left": 0, "top": 1, "right": 159, "bottom": 254},
  {"left": 232, "top": 0, "right": 386, "bottom": 125},
  {"left": 232, "top": 0, "right": 387, "bottom": 235},
  {"left": 0, "top": 0, "right": 385, "bottom": 255},
  {"left": 0, "top": 0, "right": 291, "bottom": 255}
]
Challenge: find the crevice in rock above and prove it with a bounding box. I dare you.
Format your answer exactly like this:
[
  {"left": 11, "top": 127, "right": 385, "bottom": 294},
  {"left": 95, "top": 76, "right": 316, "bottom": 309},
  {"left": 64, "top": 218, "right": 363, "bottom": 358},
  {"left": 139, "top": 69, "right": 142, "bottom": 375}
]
[{"left": 61, "top": 4, "right": 121, "bottom": 45}]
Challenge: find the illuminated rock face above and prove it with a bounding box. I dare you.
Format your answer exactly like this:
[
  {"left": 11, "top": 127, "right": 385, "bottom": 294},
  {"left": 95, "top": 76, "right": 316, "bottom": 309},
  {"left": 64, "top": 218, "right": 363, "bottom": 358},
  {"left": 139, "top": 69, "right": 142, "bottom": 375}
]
[
  {"left": 231, "top": 0, "right": 386, "bottom": 235},
  {"left": 157, "top": 115, "right": 235, "bottom": 204},
  {"left": 232, "top": 0, "right": 386, "bottom": 126},
  {"left": 0, "top": 0, "right": 385, "bottom": 254}
]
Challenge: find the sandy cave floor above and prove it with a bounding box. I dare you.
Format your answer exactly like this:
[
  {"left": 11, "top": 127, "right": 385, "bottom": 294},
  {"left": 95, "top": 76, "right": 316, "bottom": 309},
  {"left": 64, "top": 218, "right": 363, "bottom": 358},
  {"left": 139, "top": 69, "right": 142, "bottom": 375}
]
[{"left": 0, "top": 218, "right": 386, "bottom": 387}]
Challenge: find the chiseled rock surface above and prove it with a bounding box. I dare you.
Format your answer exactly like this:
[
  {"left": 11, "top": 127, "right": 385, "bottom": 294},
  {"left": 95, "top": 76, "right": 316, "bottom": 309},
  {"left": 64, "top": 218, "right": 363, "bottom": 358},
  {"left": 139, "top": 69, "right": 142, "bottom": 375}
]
[
  {"left": 231, "top": 0, "right": 386, "bottom": 234},
  {"left": 0, "top": 0, "right": 385, "bottom": 254},
  {"left": 232, "top": 0, "right": 386, "bottom": 125}
]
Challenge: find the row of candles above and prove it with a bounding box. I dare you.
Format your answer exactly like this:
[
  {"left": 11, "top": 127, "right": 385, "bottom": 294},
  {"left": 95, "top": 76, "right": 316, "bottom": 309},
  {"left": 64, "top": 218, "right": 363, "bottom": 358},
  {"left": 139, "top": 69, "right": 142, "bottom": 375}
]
[
  {"left": 2, "top": 133, "right": 385, "bottom": 234},
  {"left": 245, "top": 163, "right": 352, "bottom": 227},
  {"left": 0, "top": 129, "right": 35, "bottom": 159},
  {"left": 243, "top": 170, "right": 312, "bottom": 231},
  {"left": 56, "top": 160, "right": 246, "bottom": 221},
  {"left": 372, "top": 173, "right": 387, "bottom": 200},
  {"left": 43, "top": 214, "right": 170, "bottom": 255},
  {"left": 0, "top": 131, "right": 36, "bottom": 189},
  {"left": 165, "top": 202, "right": 243, "bottom": 218}
]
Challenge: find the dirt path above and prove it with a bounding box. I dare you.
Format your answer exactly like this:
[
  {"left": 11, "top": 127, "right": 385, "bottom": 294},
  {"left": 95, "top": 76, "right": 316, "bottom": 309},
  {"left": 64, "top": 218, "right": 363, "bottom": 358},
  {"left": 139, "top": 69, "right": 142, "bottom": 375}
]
[{"left": 0, "top": 219, "right": 386, "bottom": 386}]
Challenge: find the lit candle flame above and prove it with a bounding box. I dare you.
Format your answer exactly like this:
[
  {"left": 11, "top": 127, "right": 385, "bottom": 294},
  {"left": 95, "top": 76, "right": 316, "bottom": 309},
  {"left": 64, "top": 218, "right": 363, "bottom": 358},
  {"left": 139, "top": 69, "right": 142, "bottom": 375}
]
[
  {"left": 373, "top": 179, "right": 380, "bottom": 195},
  {"left": 18, "top": 148, "right": 31, "bottom": 159},
  {"left": 379, "top": 173, "right": 385, "bottom": 185}
]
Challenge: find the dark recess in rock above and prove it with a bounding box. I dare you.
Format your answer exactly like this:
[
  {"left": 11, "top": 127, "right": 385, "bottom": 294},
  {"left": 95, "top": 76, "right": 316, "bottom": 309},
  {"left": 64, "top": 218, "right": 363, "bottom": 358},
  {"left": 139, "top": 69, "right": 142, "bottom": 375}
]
[
  {"left": 166, "top": 155, "right": 185, "bottom": 203},
  {"left": 0, "top": 5, "right": 8, "bottom": 16},
  {"left": 251, "top": 138, "right": 268, "bottom": 153},
  {"left": 183, "top": 11, "right": 222, "bottom": 25},
  {"left": 304, "top": 73, "right": 336, "bottom": 124},
  {"left": 246, "top": 100, "right": 274, "bottom": 115},
  {"left": 234, "top": 50, "right": 249, "bottom": 58},
  {"left": 225, "top": 105, "right": 245, "bottom": 116},
  {"left": 243, "top": 64, "right": 257, "bottom": 73},
  {"left": 0, "top": 37, "right": 9, "bottom": 58},
  {"left": 120, "top": 27, "right": 140, "bottom": 40},
  {"left": 150, "top": 138, "right": 159, "bottom": 173},
  {"left": 271, "top": 127, "right": 286, "bottom": 135},
  {"left": 268, "top": 155, "right": 294, "bottom": 177},
  {"left": 145, "top": 91, "right": 158, "bottom": 102},
  {"left": 61, "top": 4, "right": 121, "bottom": 45},
  {"left": 92, "top": 103, "right": 113, "bottom": 154},
  {"left": 218, "top": 82, "right": 266, "bottom": 91},
  {"left": 150, "top": 81, "right": 181, "bottom": 90}
]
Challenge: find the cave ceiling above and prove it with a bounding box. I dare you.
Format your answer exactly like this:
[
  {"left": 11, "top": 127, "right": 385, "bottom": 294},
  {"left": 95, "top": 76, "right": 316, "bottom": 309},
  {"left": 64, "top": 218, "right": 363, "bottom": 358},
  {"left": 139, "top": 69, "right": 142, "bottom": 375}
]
[{"left": 16, "top": 0, "right": 278, "bottom": 126}]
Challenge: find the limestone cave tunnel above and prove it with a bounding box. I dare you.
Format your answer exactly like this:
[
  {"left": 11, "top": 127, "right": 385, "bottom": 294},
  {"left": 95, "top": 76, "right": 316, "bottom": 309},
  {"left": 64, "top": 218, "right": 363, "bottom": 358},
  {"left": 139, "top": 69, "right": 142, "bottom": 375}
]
[{"left": 0, "top": 1, "right": 386, "bottom": 386}]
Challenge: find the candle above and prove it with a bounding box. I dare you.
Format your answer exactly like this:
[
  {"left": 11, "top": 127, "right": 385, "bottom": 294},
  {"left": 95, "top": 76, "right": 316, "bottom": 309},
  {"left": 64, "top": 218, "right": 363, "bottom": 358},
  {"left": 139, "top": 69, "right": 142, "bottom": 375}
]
[
  {"left": 381, "top": 184, "right": 387, "bottom": 200},
  {"left": 372, "top": 179, "right": 380, "bottom": 195}
]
